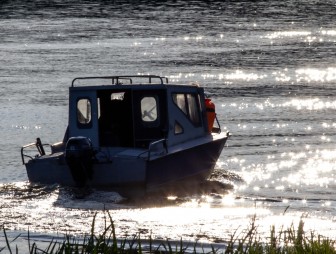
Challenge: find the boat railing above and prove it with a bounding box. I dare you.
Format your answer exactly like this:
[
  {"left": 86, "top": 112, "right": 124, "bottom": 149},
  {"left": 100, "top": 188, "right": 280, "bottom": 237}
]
[
  {"left": 21, "top": 138, "right": 51, "bottom": 164},
  {"left": 71, "top": 75, "right": 169, "bottom": 87},
  {"left": 212, "top": 115, "right": 222, "bottom": 134},
  {"left": 147, "top": 138, "right": 168, "bottom": 160}
]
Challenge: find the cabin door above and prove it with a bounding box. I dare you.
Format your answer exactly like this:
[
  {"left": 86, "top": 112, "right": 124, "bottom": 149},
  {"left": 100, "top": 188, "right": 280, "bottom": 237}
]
[
  {"left": 97, "top": 89, "right": 134, "bottom": 147},
  {"left": 132, "top": 90, "right": 167, "bottom": 148}
]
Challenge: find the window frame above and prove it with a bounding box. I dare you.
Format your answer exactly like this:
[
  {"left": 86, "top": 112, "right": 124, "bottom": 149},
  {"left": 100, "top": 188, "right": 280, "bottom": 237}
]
[
  {"left": 76, "top": 97, "right": 93, "bottom": 129},
  {"left": 140, "top": 95, "right": 160, "bottom": 127},
  {"left": 172, "top": 92, "right": 202, "bottom": 127}
]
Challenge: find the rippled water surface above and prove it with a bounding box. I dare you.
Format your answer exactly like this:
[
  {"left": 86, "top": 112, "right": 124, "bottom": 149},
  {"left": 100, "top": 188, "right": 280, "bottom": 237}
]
[{"left": 1, "top": 0, "right": 336, "bottom": 249}]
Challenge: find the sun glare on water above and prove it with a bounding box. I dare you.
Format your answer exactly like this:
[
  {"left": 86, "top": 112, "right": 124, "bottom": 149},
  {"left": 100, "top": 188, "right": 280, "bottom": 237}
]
[
  {"left": 283, "top": 98, "right": 336, "bottom": 110},
  {"left": 296, "top": 67, "right": 336, "bottom": 83}
]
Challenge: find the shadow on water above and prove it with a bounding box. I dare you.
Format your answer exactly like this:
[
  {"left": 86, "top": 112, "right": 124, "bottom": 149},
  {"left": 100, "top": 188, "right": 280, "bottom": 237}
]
[
  {"left": 53, "top": 182, "right": 237, "bottom": 210},
  {"left": 0, "top": 170, "right": 241, "bottom": 210},
  {"left": 56, "top": 169, "right": 242, "bottom": 209}
]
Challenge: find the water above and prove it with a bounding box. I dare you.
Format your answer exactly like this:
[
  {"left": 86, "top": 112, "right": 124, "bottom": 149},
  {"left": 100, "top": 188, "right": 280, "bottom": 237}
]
[{"left": 1, "top": 0, "right": 336, "bottom": 249}]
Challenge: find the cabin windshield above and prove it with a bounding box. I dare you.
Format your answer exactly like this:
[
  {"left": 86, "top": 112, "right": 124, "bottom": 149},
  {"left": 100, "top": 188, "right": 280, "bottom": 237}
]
[
  {"left": 172, "top": 93, "right": 201, "bottom": 126},
  {"left": 141, "top": 97, "right": 158, "bottom": 122}
]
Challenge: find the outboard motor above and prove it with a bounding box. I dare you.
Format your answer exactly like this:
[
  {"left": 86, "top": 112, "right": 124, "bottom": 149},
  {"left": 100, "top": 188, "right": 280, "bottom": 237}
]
[{"left": 65, "top": 137, "right": 94, "bottom": 187}]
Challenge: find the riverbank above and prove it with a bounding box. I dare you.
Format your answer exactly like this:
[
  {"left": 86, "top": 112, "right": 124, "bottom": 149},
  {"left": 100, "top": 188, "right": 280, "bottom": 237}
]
[{"left": 2, "top": 213, "right": 335, "bottom": 253}]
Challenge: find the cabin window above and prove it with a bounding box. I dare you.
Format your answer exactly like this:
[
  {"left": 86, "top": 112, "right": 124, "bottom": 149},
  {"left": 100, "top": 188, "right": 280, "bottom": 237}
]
[
  {"left": 111, "top": 92, "right": 125, "bottom": 100},
  {"left": 174, "top": 121, "right": 183, "bottom": 134},
  {"left": 173, "top": 94, "right": 187, "bottom": 114},
  {"left": 141, "top": 96, "right": 158, "bottom": 123},
  {"left": 172, "top": 93, "right": 201, "bottom": 126},
  {"left": 77, "top": 98, "right": 92, "bottom": 126}
]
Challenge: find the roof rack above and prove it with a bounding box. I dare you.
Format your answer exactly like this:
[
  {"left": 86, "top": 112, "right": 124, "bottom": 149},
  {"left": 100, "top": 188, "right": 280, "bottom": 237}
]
[{"left": 71, "top": 75, "right": 169, "bottom": 87}]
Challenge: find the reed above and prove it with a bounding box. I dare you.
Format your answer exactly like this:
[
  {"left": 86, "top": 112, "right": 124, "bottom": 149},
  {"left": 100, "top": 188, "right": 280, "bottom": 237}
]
[{"left": 2, "top": 213, "right": 336, "bottom": 253}]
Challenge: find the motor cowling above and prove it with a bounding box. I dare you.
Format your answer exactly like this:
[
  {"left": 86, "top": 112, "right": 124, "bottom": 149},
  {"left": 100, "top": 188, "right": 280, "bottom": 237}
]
[{"left": 65, "top": 137, "right": 94, "bottom": 187}]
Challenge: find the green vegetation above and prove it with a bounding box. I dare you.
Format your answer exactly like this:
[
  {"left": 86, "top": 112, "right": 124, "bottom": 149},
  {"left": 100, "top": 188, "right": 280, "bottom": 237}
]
[
  {"left": 224, "top": 215, "right": 336, "bottom": 254},
  {"left": 1, "top": 213, "right": 336, "bottom": 253}
]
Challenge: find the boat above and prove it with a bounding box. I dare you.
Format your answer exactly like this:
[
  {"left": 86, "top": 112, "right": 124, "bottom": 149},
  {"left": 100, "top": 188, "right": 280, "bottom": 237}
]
[{"left": 21, "top": 75, "right": 229, "bottom": 196}]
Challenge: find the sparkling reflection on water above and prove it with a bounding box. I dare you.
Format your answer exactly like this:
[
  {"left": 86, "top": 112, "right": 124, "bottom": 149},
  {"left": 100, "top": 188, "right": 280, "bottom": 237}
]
[
  {"left": 1, "top": 0, "right": 336, "bottom": 247},
  {"left": 1, "top": 181, "right": 336, "bottom": 245}
]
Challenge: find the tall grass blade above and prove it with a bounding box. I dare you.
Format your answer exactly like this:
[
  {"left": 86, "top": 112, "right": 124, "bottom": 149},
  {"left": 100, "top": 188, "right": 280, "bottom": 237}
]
[
  {"left": 167, "top": 239, "right": 173, "bottom": 253},
  {"left": 107, "top": 211, "right": 118, "bottom": 252},
  {"left": 3, "top": 226, "right": 13, "bottom": 254},
  {"left": 137, "top": 233, "right": 142, "bottom": 254},
  {"left": 27, "top": 228, "right": 31, "bottom": 252}
]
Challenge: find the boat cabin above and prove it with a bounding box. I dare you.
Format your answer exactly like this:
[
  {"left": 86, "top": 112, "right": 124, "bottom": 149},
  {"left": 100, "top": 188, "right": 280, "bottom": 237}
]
[{"left": 68, "top": 75, "right": 212, "bottom": 149}]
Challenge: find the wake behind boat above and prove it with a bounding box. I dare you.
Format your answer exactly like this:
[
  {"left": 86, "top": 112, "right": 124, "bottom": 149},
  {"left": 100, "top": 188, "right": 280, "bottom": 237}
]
[{"left": 21, "top": 75, "right": 229, "bottom": 196}]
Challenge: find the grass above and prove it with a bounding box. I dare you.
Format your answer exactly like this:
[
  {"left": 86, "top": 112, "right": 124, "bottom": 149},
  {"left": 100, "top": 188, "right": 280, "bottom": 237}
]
[
  {"left": 1, "top": 212, "right": 336, "bottom": 253},
  {"left": 224, "top": 215, "right": 336, "bottom": 254}
]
